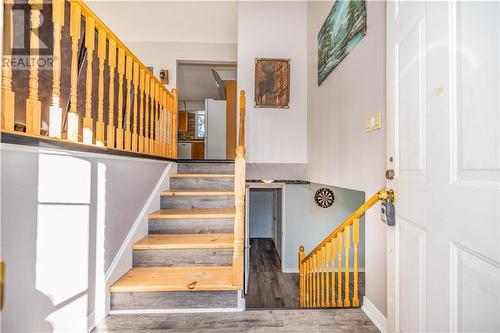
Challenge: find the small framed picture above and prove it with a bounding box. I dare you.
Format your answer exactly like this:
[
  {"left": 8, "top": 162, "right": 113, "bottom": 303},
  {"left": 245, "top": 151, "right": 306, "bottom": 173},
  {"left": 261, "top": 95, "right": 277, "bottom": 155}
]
[
  {"left": 160, "top": 69, "right": 169, "bottom": 84},
  {"left": 254, "top": 58, "right": 290, "bottom": 108}
]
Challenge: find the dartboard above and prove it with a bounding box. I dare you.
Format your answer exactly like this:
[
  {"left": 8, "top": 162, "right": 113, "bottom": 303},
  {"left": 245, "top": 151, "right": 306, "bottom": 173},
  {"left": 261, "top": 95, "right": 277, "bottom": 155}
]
[{"left": 314, "top": 188, "right": 335, "bottom": 208}]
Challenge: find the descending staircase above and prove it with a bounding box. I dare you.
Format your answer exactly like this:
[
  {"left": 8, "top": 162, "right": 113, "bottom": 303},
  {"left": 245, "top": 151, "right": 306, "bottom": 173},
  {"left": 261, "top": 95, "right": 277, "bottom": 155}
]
[{"left": 109, "top": 161, "right": 243, "bottom": 311}]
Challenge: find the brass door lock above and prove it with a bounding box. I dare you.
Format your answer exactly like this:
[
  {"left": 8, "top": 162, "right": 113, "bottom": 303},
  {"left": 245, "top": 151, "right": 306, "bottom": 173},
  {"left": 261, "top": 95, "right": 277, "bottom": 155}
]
[{"left": 386, "top": 169, "right": 395, "bottom": 180}]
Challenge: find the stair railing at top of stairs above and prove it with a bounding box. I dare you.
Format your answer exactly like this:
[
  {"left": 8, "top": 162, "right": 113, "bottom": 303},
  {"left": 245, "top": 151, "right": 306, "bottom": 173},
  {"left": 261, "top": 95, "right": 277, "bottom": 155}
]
[
  {"left": 1, "top": 0, "right": 177, "bottom": 159},
  {"left": 232, "top": 90, "right": 246, "bottom": 288},
  {"left": 298, "top": 187, "right": 395, "bottom": 308}
]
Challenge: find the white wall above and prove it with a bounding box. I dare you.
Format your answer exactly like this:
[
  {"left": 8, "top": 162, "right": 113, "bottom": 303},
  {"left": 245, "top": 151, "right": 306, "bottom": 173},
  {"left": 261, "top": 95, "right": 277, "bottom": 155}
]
[
  {"left": 249, "top": 189, "right": 274, "bottom": 238},
  {"left": 0, "top": 145, "right": 173, "bottom": 332},
  {"left": 237, "top": 1, "right": 308, "bottom": 164},
  {"left": 306, "top": 1, "right": 387, "bottom": 316},
  {"left": 282, "top": 184, "right": 365, "bottom": 272}
]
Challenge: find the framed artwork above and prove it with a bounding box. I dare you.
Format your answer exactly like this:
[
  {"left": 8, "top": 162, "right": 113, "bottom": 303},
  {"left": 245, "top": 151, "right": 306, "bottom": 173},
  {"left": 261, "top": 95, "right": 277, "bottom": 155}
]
[
  {"left": 254, "top": 58, "right": 290, "bottom": 108},
  {"left": 318, "top": 0, "right": 367, "bottom": 85}
]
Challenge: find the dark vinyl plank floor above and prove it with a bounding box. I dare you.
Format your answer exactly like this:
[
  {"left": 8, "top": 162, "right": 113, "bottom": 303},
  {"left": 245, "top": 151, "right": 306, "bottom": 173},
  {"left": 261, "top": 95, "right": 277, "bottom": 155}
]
[
  {"left": 246, "top": 238, "right": 299, "bottom": 308},
  {"left": 245, "top": 238, "right": 366, "bottom": 309}
]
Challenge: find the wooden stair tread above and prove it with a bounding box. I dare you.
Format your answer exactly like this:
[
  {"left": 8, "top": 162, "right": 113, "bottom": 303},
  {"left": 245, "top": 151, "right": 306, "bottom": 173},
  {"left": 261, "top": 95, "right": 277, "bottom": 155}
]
[
  {"left": 133, "top": 234, "right": 234, "bottom": 250},
  {"left": 149, "top": 208, "right": 236, "bottom": 219},
  {"left": 170, "top": 173, "right": 234, "bottom": 178},
  {"left": 110, "top": 266, "right": 238, "bottom": 292},
  {"left": 161, "top": 190, "right": 234, "bottom": 196}
]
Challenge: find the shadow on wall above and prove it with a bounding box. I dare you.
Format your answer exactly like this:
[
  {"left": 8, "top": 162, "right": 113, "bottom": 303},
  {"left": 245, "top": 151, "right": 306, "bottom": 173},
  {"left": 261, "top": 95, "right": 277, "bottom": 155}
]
[{"left": 1, "top": 150, "right": 168, "bottom": 332}]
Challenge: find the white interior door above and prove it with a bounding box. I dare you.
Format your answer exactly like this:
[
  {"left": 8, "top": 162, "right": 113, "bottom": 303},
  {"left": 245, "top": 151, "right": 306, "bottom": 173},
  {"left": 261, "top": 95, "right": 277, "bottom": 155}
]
[{"left": 386, "top": 1, "right": 500, "bottom": 332}]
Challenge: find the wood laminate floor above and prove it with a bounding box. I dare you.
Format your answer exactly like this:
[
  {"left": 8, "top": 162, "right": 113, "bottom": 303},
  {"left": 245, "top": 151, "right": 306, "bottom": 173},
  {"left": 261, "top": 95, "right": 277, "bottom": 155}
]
[
  {"left": 245, "top": 238, "right": 365, "bottom": 309},
  {"left": 245, "top": 238, "right": 299, "bottom": 308},
  {"left": 94, "top": 309, "right": 379, "bottom": 332}
]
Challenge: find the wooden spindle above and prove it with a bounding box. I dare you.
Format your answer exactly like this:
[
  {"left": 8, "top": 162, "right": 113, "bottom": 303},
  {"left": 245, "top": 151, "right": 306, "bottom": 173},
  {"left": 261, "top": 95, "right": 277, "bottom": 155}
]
[
  {"left": 164, "top": 91, "right": 168, "bottom": 156},
  {"left": 131, "top": 61, "right": 139, "bottom": 151},
  {"left": 83, "top": 16, "right": 95, "bottom": 143},
  {"left": 95, "top": 27, "right": 106, "bottom": 146},
  {"left": 149, "top": 78, "right": 155, "bottom": 153},
  {"left": 138, "top": 68, "right": 145, "bottom": 152},
  {"left": 172, "top": 88, "right": 178, "bottom": 158},
  {"left": 312, "top": 253, "right": 317, "bottom": 307},
  {"left": 337, "top": 233, "right": 343, "bottom": 307},
  {"left": 159, "top": 90, "right": 164, "bottom": 156},
  {"left": 165, "top": 92, "right": 170, "bottom": 157},
  {"left": 124, "top": 56, "right": 132, "bottom": 150},
  {"left": 344, "top": 225, "right": 351, "bottom": 307},
  {"left": 154, "top": 83, "right": 160, "bottom": 154},
  {"left": 144, "top": 74, "right": 150, "bottom": 154},
  {"left": 26, "top": 0, "right": 43, "bottom": 135},
  {"left": 232, "top": 145, "right": 245, "bottom": 287},
  {"left": 48, "top": 0, "right": 65, "bottom": 138},
  {"left": 170, "top": 93, "right": 174, "bottom": 157},
  {"left": 307, "top": 259, "right": 312, "bottom": 307},
  {"left": 116, "top": 48, "right": 125, "bottom": 149},
  {"left": 299, "top": 246, "right": 305, "bottom": 307},
  {"left": 352, "top": 218, "right": 360, "bottom": 307},
  {"left": 106, "top": 40, "right": 116, "bottom": 148},
  {"left": 67, "top": 1, "right": 81, "bottom": 142},
  {"left": 325, "top": 241, "right": 331, "bottom": 307},
  {"left": 304, "top": 258, "right": 308, "bottom": 307},
  {"left": 331, "top": 237, "right": 336, "bottom": 307},
  {"left": 310, "top": 254, "right": 315, "bottom": 307},
  {"left": 320, "top": 247, "right": 325, "bottom": 307},
  {"left": 1, "top": 0, "right": 15, "bottom": 131}
]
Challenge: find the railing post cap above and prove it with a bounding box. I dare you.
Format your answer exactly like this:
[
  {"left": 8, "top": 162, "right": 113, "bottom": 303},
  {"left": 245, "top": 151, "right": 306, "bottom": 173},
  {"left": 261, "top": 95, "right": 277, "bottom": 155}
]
[
  {"left": 299, "top": 245, "right": 304, "bottom": 252},
  {"left": 235, "top": 145, "right": 246, "bottom": 156},
  {"left": 240, "top": 90, "right": 245, "bottom": 96}
]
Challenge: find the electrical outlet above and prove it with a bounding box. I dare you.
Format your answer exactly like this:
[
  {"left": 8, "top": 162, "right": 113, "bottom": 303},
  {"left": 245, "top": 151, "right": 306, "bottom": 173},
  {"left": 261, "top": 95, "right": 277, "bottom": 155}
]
[{"left": 365, "top": 111, "right": 382, "bottom": 132}]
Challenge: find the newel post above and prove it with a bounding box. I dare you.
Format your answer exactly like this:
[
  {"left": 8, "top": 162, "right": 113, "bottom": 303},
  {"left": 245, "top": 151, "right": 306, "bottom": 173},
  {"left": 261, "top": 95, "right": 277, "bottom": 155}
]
[
  {"left": 299, "top": 246, "right": 305, "bottom": 307},
  {"left": 232, "top": 145, "right": 246, "bottom": 287}
]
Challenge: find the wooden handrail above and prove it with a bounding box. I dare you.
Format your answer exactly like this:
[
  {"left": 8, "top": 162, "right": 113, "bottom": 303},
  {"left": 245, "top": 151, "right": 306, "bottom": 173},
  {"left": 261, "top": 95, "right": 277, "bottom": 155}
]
[
  {"left": 1, "top": 0, "right": 177, "bottom": 159},
  {"left": 302, "top": 187, "right": 387, "bottom": 262},
  {"left": 232, "top": 90, "right": 246, "bottom": 288},
  {"left": 299, "top": 187, "right": 391, "bottom": 308}
]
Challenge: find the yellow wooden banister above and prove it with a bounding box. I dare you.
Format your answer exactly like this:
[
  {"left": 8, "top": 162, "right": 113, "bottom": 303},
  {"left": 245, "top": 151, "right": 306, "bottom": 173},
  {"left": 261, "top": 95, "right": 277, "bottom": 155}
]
[
  {"left": 232, "top": 90, "right": 246, "bottom": 288},
  {"left": 1, "top": 0, "right": 177, "bottom": 159},
  {"left": 299, "top": 187, "right": 393, "bottom": 308}
]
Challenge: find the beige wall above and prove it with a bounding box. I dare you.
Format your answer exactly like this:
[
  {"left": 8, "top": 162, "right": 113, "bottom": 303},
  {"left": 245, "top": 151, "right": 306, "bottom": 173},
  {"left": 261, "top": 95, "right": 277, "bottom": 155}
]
[{"left": 306, "top": 1, "right": 387, "bottom": 315}]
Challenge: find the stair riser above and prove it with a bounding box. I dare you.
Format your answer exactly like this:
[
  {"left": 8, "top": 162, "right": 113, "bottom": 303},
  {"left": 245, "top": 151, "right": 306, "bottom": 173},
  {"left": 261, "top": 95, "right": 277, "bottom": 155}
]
[
  {"left": 149, "top": 218, "right": 234, "bottom": 234},
  {"left": 177, "top": 162, "right": 235, "bottom": 174},
  {"left": 170, "top": 177, "right": 234, "bottom": 190},
  {"left": 110, "top": 291, "right": 239, "bottom": 310},
  {"left": 161, "top": 195, "right": 234, "bottom": 209},
  {"left": 133, "top": 249, "right": 233, "bottom": 267}
]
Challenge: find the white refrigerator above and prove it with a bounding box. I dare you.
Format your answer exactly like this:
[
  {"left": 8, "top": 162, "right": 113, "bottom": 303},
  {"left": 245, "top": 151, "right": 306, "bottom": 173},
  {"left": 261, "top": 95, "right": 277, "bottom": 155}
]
[{"left": 205, "top": 99, "right": 226, "bottom": 159}]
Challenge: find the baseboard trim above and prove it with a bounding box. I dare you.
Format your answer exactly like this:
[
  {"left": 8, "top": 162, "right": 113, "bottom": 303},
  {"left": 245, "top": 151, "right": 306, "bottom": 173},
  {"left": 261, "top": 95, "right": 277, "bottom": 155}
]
[
  {"left": 361, "top": 296, "right": 387, "bottom": 333},
  {"left": 87, "top": 311, "right": 96, "bottom": 333},
  {"left": 109, "top": 307, "right": 244, "bottom": 315}
]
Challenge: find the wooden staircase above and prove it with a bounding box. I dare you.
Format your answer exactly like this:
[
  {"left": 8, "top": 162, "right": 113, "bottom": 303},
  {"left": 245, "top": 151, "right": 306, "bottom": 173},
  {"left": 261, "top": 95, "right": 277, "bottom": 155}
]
[{"left": 110, "top": 161, "right": 243, "bottom": 311}]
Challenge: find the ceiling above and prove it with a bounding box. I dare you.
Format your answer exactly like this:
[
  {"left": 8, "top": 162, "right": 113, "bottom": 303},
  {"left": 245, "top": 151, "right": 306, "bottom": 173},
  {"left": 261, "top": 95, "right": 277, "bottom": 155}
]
[
  {"left": 86, "top": 1, "right": 238, "bottom": 44},
  {"left": 177, "top": 63, "right": 236, "bottom": 101}
]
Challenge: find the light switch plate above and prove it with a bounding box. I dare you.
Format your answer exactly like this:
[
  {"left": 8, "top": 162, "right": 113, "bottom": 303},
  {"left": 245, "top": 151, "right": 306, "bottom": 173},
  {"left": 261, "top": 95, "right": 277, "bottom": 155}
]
[{"left": 365, "top": 111, "right": 382, "bottom": 132}]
